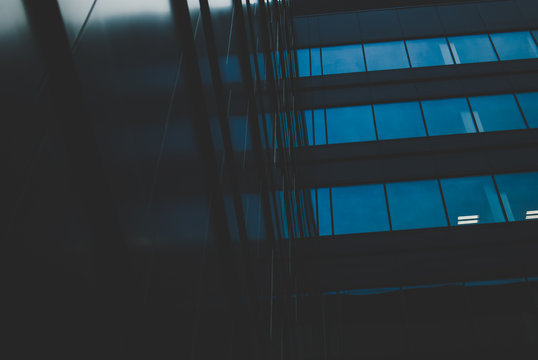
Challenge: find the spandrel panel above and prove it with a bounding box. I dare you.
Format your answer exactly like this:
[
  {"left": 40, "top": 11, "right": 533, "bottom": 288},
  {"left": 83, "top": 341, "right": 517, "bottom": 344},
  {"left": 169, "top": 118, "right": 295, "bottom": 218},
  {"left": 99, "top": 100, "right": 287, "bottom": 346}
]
[
  {"left": 468, "top": 94, "right": 526, "bottom": 132},
  {"left": 322, "top": 44, "right": 366, "bottom": 75},
  {"left": 326, "top": 105, "right": 376, "bottom": 144},
  {"left": 422, "top": 98, "right": 476, "bottom": 136},
  {"left": 448, "top": 34, "right": 497, "bottom": 64},
  {"left": 406, "top": 37, "right": 454, "bottom": 68},
  {"left": 516, "top": 92, "right": 538, "bottom": 128},
  {"left": 386, "top": 180, "right": 447, "bottom": 230},
  {"left": 364, "top": 40, "right": 410, "bottom": 71},
  {"left": 495, "top": 172, "right": 538, "bottom": 222},
  {"left": 441, "top": 176, "right": 505, "bottom": 226},
  {"left": 490, "top": 31, "right": 538, "bottom": 61},
  {"left": 332, "top": 184, "right": 389, "bottom": 234},
  {"left": 297, "top": 48, "right": 310, "bottom": 77},
  {"left": 374, "top": 101, "right": 426, "bottom": 140}
]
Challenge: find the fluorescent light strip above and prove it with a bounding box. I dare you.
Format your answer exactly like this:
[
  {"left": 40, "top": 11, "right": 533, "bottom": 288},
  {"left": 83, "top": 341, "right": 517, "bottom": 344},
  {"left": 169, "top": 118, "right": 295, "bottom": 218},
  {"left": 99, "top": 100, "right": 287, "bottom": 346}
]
[
  {"left": 458, "top": 219, "right": 479, "bottom": 225},
  {"left": 526, "top": 210, "right": 538, "bottom": 215},
  {"left": 526, "top": 215, "right": 538, "bottom": 220},
  {"left": 457, "top": 215, "right": 479, "bottom": 221}
]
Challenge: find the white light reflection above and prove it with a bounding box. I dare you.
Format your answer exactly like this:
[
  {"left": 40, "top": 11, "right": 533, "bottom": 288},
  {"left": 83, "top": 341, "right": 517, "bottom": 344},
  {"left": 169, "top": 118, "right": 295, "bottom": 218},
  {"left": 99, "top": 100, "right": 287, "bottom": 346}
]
[
  {"left": 99, "top": 0, "right": 171, "bottom": 18},
  {"left": 526, "top": 210, "right": 538, "bottom": 220},
  {"left": 457, "top": 214, "right": 479, "bottom": 225}
]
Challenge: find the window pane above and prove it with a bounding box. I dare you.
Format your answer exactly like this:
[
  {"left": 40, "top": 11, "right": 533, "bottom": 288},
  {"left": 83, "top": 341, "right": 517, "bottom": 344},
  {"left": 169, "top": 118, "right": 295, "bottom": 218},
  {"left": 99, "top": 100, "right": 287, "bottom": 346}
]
[
  {"left": 297, "top": 48, "right": 310, "bottom": 77},
  {"left": 406, "top": 37, "right": 454, "bottom": 68},
  {"left": 490, "top": 31, "right": 538, "bottom": 61},
  {"left": 322, "top": 44, "right": 365, "bottom": 75},
  {"left": 303, "top": 110, "right": 313, "bottom": 145},
  {"left": 495, "top": 172, "right": 538, "bottom": 222},
  {"left": 326, "top": 105, "right": 376, "bottom": 144},
  {"left": 441, "top": 176, "right": 505, "bottom": 226},
  {"left": 332, "top": 184, "right": 389, "bottom": 234},
  {"left": 468, "top": 94, "right": 526, "bottom": 132},
  {"left": 374, "top": 101, "right": 426, "bottom": 140},
  {"left": 516, "top": 92, "right": 538, "bottom": 128},
  {"left": 313, "top": 109, "right": 326, "bottom": 145},
  {"left": 311, "top": 47, "right": 322, "bottom": 76},
  {"left": 422, "top": 98, "right": 476, "bottom": 136},
  {"left": 448, "top": 34, "right": 497, "bottom": 64},
  {"left": 364, "top": 41, "right": 410, "bottom": 71},
  {"left": 386, "top": 180, "right": 447, "bottom": 230},
  {"left": 317, "top": 188, "right": 332, "bottom": 235}
]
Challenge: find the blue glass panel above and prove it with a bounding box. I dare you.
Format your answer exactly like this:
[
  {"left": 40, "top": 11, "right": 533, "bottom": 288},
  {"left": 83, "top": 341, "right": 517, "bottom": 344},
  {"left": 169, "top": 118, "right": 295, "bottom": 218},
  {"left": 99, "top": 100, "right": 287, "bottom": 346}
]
[
  {"left": 421, "top": 98, "right": 476, "bottom": 136},
  {"left": 386, "top": 180, "right": 447, "bottom": 230},
  {"left": 441, "top": 176, "right": 505, "bottom": 226},
  {"left": 322, "top": 44, "right": 365, "bottom": 75},
  {"left": 311, "top": 48, "right": 322, "bottom": 76},
  {"left": 331, "top": 184, "right": 389, "bottom": 234},
  {"left": 468, "top": 94, "right": 526, "bottom": 132},
  {"left": 516, "top": 92, "right": 538, "bottom": 128},
  {"left": 303, "top": 110, "right": 313, "bottom": 146},
  {"left": 448, "top": 34, "right": 497, "bottom": 64},
  {"left": 310, "top": 189, "right": 317, "bottom": 224},
  {"left": 364, "top": 41, "right": 410, "bottom": 71},
  {"left": 406, "top": 37, "right": 454, "bottom": 68},
  {"left": 317, "top": 188, "right": 332, "bottom": 236},
  {"left": 495, "top": 172, "right": 538, "bottom": 222},
  {"left": 326, "top": 105, "right": 376, "bottom": 144},
  {"left": 490, "top": 31, "right": 538, "bottom": 61},
  {"left": 374, "top": 101, "right": 426, "bottom": 140},
  {"left": 313, "top": 109, "right": 326, "bottom": 145},
  {"left": 297, "top": 48, "right": 310, "bottom": 77}
]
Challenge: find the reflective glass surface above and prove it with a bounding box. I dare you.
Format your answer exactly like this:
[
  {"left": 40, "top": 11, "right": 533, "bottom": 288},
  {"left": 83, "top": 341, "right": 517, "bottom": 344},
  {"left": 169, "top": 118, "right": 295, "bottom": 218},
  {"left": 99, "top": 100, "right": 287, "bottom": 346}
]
[
  {"left": 303, "top": 110, "right": 314, "bottom": 145},
  {"left": 490, "top": 31, "right": 538, "bottom": 61},
  {"left": 311, "top": 47, "right": 322, "bottom": 76},
  {"left": 317, "top": 188, "right": 332, "bottom": 235},
  {"left": 448, "top": 34, "right": 498, "bottom": 64},
  {"left": 406, "top": 37, "right": 454, "bottom": 68},
  {"left": 297, "top": 48, "right": 310, "bottom": 77},
  {"left": 374, "top": 101, "right": 426, "bottom": 140},
  {"left": 441, "top": 176, "right": 505, "bottom": 226},
  {"left": 386, "top": 180, "right": 447, "bottom": 230},
  {"left": 364, "top": 41, "right": 410, "bottom": 71},
  {"left": 468, "top": 94, "right": 527, "bottom": 132},
  {"left": 516, "top": 92, "right": 538, "bottom": 128},
  {"left": 421, "top": 98, "right": 476, "bottom": 136},
  {"left": 322, "top": 44, "right": 365, "bottom": 75},
  {"left": 313, "top": 109, "right": 326, "bottom": 145},
  {"left": 495, "top": 172, "right": 538, "bottom": 222},
  {"left": 332, "top": 184, "right": 389, "bottom": 234},
  {"left": 326, "top": 105, "right": 376, "bottom": 144}
]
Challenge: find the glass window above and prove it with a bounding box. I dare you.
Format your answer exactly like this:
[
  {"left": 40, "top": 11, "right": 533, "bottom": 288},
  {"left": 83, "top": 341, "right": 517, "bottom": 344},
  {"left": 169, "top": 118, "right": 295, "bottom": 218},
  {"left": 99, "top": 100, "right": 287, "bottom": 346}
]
[
  {"left": 406, "top": 37, "right": 454, "bottom": 68},
  {"left": 303, "top": 110, "right": 313, "bottom": 145},
  {"left": 468, "top": 94, "right": 526, "bottom": 132},
  {"left": 317, "top": 188, "right": 332, "bottom": 236},
  {"left": 495, "top": 172, "right": 538, "bottom": 222},
  {"left": 516, "top": 92, "right": 538, "bottom": 128},
  {"left": 448, "top": 34, "right": 498, "bottom": 64},
  {"left": 311, "top": 48, "right": 322, "bottom": 76},
  {"left": 313, "top": 109, "right": 326, "bottom": 145},
  {"left": 331, "top": 184, "right": 389, "bottom": 234},
  {"left": 441, "top": 176, "right": 505, "bottom": 226},
  {"left": 421, "top": 98, "right": 476, "bottom": 136},
  {"left": 326, "top": 105, "right": 376, "bottom": 144},
  {"left": 386, "top": 180, "right": 447, "bottom": 230},
  {"left": 490, "top": 31, "right": 538, "bottom": 61},
  {"left": 374, "top": 101, "right": 426, "bottom": 140},
  {"left": 297, "top": 48, "right": 310, "bottom": 77},
  {"left": 322, "top": 44, "right": 366, "bottom": 75},
  {"left": 364, "top": 41, "right": 410, "bottom": 71}
]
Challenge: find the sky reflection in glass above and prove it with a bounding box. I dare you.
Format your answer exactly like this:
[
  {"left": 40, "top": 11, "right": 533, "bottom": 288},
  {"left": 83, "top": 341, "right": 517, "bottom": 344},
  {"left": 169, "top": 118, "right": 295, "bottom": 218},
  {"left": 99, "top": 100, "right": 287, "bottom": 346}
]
[
  {"left": 422, "top": 98, "right": 476, "bottom": 136},
  {"left": 406, "top": 37, "right": 454, "bottom": 67},
  {"left": 448, "top": 34, "right": 498, "bottom": 64},
  {"left": 468, "top": 94, "right": 526, "bottom": 132},
  {"left": 297, "top": 48, "right": 310, "bottom": 77},
  {"left": 516, "top": 92, "right": 538, "bottom": 128},
  {"left": 374, "top": 101, "right": 426, "bottom": 140},
  {"left": 490, "top": 31, "right": 538, "bottom": 61},
  {"left": 322, "top": 44, "right": 365, "bottom": 75},
  {"left": 326, "top": 105, "right": 376, "bottom": 144},
  {"left": 495, "top": 172, "right": 538, "bottom": 222},
  {"left": 317, "top": 188, "right": 332, "bottom": 235},
  {"left": 364, "top": 41, "right": 409, "bottom": 71}
]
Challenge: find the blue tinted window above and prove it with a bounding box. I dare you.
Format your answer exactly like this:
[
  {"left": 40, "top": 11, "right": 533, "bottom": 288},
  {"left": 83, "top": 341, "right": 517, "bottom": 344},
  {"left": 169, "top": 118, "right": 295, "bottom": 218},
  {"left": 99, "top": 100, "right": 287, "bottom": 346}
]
[
  {"left": 326, "top": 105, "right": 376, "bottom": 144},
  {"left": 374, "top": 101, "right": 426, "bottom": 140},
  {"left": 322, "top": 44, "right": 365, "bottom": 75},
  {"left": 317, "top": 188, "right": 332, "bottom": 236},
  {"left": 386, "top": 180, "right": 447, "bottom": 230},
  {"left": 332, "top": 184, "right": 389, "bottom": 234},
  {"left": 495, "top": 172, "right": 538, "bottom": 222},
  {"left": 297, "top": 48, "right": 310, "bottom": 77},
  {"left": 313, "top": 109, "right": 326, "bottom": 145},
  {"left": 311, "top": 48, "right": 322, "bottom": 76},
  {"left": 422, "top": 98, "right": 476, "bottom": 136},
  {"left": 406, "top": 37, "right": 454, "bottom": 68},
  {"left": 303, "top": 110, "right": 313, "bottom": 145},
  {"left": 441, "top": 176, "right": 505, "bottom": 226},
  {"left": 448, "top": 34, "right": 498, "bottom": 64},
  {"left": 310, "top": 189, "right": 317, "bottom": 225},
  {"left": 468, "top": 94, "right": 526, "bottom": 132},
  {"left": 364, "top": 41, "right": 410, "bottom": 71},
  {"left": 490, "top": 31, "right": 538, "bottom": 61},
  {"left": 516, "top": 92, "right": 538, "bottom": 128}
]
